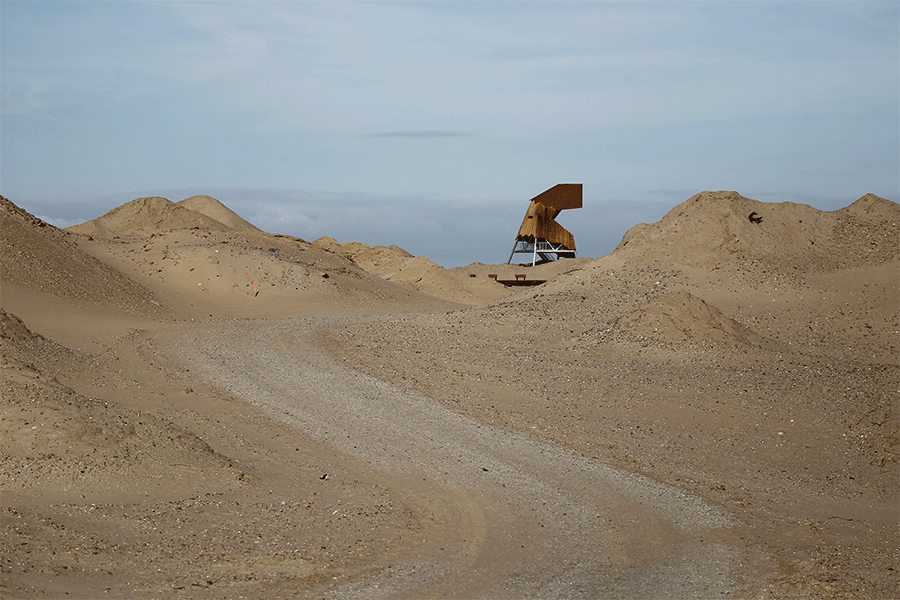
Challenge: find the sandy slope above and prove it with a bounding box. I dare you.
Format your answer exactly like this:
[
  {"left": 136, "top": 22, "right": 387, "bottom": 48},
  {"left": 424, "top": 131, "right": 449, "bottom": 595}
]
[
  {"left": 2, "top": 191, "right": 897, "bottom": 598},
  {"left": 0, "top": 196, "right": 171, "bottom": 320},
  {"left": 176, "top": 194, "right": 263, "bottom": 232},
  {"left": 1, "top": 306, "right": 415, "bottom": 598}
]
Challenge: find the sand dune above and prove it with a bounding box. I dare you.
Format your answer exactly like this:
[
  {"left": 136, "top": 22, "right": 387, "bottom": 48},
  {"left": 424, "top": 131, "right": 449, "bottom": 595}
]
[
  {"left": 576, "top": 289, "right": 768, "bottom": 347},
  {"left": 67, "top": 196, "right": 234, "bottom": 239},
  {"left": 2, "top": 190, "right": 897, "bottom": 598},
  {"left": 176, "top": 194, "right": 262, "bottom": 232},
  {"left": 65, "top": 195, "right": 460, "bottom": 319},
  {"left": 615, "top": 190, "right": 898, "bottom": 270}
]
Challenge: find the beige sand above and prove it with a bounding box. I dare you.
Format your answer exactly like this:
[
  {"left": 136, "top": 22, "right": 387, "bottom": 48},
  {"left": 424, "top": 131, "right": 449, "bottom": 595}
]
[{"left": 1, "top": 191, "right": 897, "bottom": 598}]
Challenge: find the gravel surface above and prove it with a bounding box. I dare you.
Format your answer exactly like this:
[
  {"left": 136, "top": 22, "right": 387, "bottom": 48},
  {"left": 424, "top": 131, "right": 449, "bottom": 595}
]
[{"left": 169, "top": 316, "right": 742, "bottom": 599}]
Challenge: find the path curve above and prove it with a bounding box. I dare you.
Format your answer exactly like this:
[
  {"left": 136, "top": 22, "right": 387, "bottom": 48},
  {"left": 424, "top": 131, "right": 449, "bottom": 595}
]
[{"left": 167, "top": 317, "right": 742, "bottom": 598}]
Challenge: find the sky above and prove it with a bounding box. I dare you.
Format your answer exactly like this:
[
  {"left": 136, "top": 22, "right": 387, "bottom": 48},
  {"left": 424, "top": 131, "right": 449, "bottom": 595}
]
[{"left": 2, "top": 1, "right": 898, "bottom": 267}]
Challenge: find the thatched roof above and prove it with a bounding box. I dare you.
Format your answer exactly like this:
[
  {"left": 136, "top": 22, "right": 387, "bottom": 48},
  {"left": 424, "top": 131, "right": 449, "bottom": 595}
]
[{"left": 515, "top": 184, "right": 582, "bottom": 249}]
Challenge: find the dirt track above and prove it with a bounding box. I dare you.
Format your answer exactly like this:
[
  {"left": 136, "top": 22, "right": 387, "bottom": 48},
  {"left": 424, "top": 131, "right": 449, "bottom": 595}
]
[{"left": 166, "top": 317, "right": 745, "bottom": 598}]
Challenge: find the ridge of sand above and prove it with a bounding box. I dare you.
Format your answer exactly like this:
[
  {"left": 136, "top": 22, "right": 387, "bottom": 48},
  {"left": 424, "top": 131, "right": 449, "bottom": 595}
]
[
  {"left": 64, "top": 199, "right": 462, "bottom": 319},
  {"left": 69, "top": 193, "right": 263, "bottom": 237},
  {"left": 176, "top": 195, "right": 263, "bottom": 232},
  {"left": 312, "top": 237, "right": 414, "bottom": 270},
  {"left": 841, "top": 192, "right": 900, "bottom": 220},
  {"left": 615, "top": 190, "right": 899, "bottom": 270},
  {"left": 67, "top": 196, "right": 234, "bottom": 238}
]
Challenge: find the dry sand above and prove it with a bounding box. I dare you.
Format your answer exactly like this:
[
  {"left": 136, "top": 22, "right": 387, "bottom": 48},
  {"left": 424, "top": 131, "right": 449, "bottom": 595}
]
[{"left": 1, "top": 191, "right": 897, "bottom": 598}]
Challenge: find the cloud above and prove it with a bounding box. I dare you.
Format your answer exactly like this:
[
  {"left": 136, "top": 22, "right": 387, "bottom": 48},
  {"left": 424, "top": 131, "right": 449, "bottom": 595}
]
[
  {"left": 366, "top": 131, "right": 474, "bottom": 139},
  {"left": 0, "top": 78, "right": 49, "bottom": 116},
  {"left": 2, "top": 2, "right": 896, "bottom": 224}
]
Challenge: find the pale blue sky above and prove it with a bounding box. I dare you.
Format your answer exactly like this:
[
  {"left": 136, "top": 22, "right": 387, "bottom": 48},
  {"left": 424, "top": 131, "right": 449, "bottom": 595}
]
[{"left": 2, "top": 1, "right": 897, "bottom": 266}]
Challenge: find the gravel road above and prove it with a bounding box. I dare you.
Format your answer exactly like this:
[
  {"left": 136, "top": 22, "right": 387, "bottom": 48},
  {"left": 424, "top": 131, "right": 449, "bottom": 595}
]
[{"left": 169, "top": 317, "right": 743, "bottom": 599}]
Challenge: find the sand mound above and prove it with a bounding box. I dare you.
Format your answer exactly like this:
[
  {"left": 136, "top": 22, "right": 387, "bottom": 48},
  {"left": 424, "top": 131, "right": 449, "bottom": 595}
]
[
  {"left": 310, "top": 236, "right": 341, "bottom": 253},
  {"left": 828, "top": 194, "right": 900, "bottom": 266},
  {"left": 577, "top": 290, "right": 766, "bottom": 347},
  {"left": 312, "top": 237, "right": 483, "bottom": 302},
  {"left": 312, "top": 237, "right": 414, "bottom": 272},
  {"left": 0, "top": 196, "right": 169, "bottom": 318},
  {"left": 68, "top": 196, "right": 235, "bottom": 238},
  {"left": 177, "top": 195, "right": 262, "bottom": 232},
  {"left": 61, "top": 198, "right": 460, "bottom": 319},
  {"left": 0, "top": 309, "right": 243, "bottom": 504},
  {"left": 312, "top": 237, "right": 487, "bottom": 303},
  {"left": 372, "top": 255, "right": 504, "bottom": 306},
  {"left": 841, "top": 192, "right": 900, "bottom": 220},
  {"left": 69, "top": 194, "right": 264, "bottom": 238},
  {"left": 615, "top": 190, "right": 899, "bottom": 271}
]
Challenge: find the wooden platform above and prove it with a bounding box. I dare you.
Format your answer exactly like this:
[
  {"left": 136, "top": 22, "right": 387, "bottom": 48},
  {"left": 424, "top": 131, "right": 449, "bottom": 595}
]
[{"left": 494, "top": 274, "right": 547, "bottom": 287}]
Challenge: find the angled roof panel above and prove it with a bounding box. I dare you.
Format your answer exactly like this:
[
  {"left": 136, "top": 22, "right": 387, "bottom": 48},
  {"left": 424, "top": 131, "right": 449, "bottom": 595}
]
[{"left": 529, "top": 183, "right": 583, "bottom": 211}]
